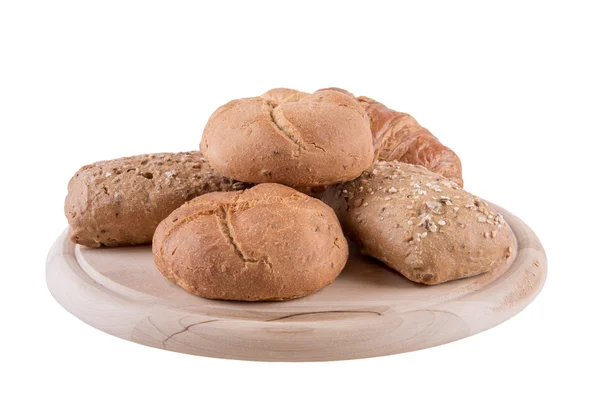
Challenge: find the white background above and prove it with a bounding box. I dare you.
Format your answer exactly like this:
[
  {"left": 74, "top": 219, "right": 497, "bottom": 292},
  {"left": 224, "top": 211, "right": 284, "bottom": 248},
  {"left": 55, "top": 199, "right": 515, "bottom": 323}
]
[{"left": 1, "top": 1, "right": 598, "bottom": 399}]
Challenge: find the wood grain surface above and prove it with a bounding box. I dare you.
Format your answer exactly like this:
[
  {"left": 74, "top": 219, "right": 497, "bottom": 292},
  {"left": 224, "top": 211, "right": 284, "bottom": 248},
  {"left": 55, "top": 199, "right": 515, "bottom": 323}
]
[{"left": 46, "top": 204, "right": 546, "bottom": 361}]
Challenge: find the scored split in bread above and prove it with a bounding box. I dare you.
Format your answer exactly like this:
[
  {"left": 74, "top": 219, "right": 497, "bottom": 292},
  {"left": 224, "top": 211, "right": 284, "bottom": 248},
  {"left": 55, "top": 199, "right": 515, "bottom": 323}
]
[
  {"left": 152, "top": 183, "right": 349, "bottom": 301},
  {"left": 322, "top": 161, "right": 515, "bottom": 284},
  {"left": 201, "top": 88, "right": 375, "bottom": 187},
  {"left": 65, "top": 151, "right": 251, "bottom": 247}
]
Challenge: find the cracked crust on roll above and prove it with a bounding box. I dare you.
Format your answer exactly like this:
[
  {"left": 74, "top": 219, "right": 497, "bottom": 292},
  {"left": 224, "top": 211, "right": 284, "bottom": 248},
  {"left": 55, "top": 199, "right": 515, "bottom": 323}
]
[
  {"left": 152, "top": 183, "right": 349, "bottom": 301},
  {"left": 201, "top": 88, "right": 374, "bottom": 187},
  {"left": 322, "top": 161, "right": 514, "bottom": 285}
]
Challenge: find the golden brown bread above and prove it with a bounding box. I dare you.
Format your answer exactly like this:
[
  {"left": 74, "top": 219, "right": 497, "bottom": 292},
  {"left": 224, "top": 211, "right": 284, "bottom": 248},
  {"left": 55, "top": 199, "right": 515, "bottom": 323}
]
[
  {"left": 321, "top": 87, "right": 463, "bottom": 186},
  {"left": 152, "top": 183, "right": 348, "bottom": 301},
  {"left": 322, "top": 161, "right": 514, "bottom": 284},
  {"left": 357, "top": 96, "right": 463, "bottom": 187},
  {"left": 201, "top": 88, "right": 374, "bottom": 187},
  {"left": 65, "top": 151, "right": 250, "bottom": 247}
]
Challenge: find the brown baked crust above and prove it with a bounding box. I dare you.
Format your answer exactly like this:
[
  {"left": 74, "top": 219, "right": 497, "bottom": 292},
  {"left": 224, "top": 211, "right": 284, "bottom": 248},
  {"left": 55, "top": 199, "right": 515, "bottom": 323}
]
[
  {"left": 65, "top": 151, "right": 250, "bottom": 247},
  {"left": 357, "top": 96, "right": 464, "bottom": 187},
  {"left": 320, "top": 88, "right": 463, "bottom": 186},
  {"left": 201, "top": 88, "right": 374, "bottom": 187},
  {"left": 322, "top": 161, "right": 515, "bottom": 285},
  {"left": 152, "top": 183, "right": 349, "bottom": 301}
]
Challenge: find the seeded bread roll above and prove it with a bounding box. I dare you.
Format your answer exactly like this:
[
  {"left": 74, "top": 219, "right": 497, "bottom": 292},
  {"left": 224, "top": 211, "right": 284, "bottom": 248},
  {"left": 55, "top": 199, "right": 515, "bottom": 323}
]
[
  {"left": 65, "top": 152, "right": 250, "bottom": 247},
  {"left": 201, "top": 88, "right": 374, "bottom": 187},
  {"left": 322, "top": 161, "right": 515, "bottom": 284},
  {"left": 152, "top": 183, "right": 349, "bottom": 301}
]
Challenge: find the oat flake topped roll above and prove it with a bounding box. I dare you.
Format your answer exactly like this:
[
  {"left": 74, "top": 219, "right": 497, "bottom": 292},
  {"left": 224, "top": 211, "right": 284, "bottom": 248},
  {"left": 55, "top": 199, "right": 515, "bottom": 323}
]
[
  {"left": 322, "top": 161, "right": 515, "bottom": 284},
  {"left": 65, "top": 151, "right": 250, "bottom": 247}
]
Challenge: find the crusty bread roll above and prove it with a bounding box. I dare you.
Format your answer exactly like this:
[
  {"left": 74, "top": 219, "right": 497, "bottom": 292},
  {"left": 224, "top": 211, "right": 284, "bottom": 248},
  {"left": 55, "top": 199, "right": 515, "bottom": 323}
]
[
  {"left": 322, "top": 161, "right": 515, "bottom": 284},
  {"left": 152, "top": 183, "right": 349, "bottom": 301},
  {"left": 65, "top": 151, "right": 250, "bottom": 247},
  {"left": 201, "top": 88, "right": 374, "bottom": 187}
]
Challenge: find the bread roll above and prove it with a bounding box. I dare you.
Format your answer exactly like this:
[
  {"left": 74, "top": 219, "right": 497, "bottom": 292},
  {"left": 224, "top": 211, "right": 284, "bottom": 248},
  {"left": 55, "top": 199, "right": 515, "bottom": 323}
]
[
  {"left": 65, "top": 151, "right": 250, "bottom": 247},
  {"left": 201, "top": 88, "right": 374, "bottom": 187},
  {"left": 152, "top": 183, "right": 348, "bottom": 301},
  {"left": 322, "top": 161, "right": 515, "bottom": 284}
]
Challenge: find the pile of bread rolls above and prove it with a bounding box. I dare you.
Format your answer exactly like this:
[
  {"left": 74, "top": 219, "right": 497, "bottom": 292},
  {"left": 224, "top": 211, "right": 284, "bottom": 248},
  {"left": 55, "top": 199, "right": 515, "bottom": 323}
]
[{"left": 65, "top": 88, "right": 515, "bottom": 301}]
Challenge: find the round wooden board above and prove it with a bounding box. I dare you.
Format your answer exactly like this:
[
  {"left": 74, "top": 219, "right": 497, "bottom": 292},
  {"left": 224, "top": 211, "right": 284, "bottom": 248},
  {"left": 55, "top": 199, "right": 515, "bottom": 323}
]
[{"left": 46, "top": 204, "right": 546, "bottom": 362}]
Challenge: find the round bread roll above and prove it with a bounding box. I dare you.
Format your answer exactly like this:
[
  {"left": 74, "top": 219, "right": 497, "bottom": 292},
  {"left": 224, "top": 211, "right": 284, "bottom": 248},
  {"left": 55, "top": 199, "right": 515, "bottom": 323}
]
[
  {"left": 152, "top": 183, "right": 349, "bottom": 301},
  {"left": 322, "top": 161, "right": 516, "bottom": 285},
  {"left": 201, "top": 88, "right": 374, "bottom": 187}
]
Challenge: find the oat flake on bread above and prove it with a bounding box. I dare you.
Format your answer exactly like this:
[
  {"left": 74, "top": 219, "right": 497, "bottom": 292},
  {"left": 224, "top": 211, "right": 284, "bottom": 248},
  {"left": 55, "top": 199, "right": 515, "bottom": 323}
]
[{"left": 322, "top": 160, "right": 515, "bottom": 284}]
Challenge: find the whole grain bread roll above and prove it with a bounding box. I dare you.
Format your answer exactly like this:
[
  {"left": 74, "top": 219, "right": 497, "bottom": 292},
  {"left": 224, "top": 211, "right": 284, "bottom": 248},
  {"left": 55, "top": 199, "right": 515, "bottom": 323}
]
[
  {"left": 322, "top": 161, "right": 515, "bottom": 284},
  {"left": 65, "top": 151, "right": 250, "bottom": 247},
  {"left": 152, "top": 183, "right": 349, "bottom": 301},
  {"left": 201, "top": 88, "right": 374, "bottom": 187}
]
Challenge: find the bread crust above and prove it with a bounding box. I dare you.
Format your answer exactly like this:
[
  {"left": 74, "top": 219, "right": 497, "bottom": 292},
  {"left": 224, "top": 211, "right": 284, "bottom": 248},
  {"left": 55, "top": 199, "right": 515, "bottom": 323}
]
[
  {"left": 65, "top": 151, "right": 250, "bottom": 247},
  {"left": 357, "top": 96, "right": 464, "bottom": 187},
  {"left": 201, "top": 88, "right": 374, "bottom": 187},
  {"left": 322, "top": 161, "right": 515, "bottom": 284},
  {"left": 319, "top": 88, "right": 463, "bottom": 186},
  {"left": 152, "top": 183, "right": 349, "bottom": 301}
]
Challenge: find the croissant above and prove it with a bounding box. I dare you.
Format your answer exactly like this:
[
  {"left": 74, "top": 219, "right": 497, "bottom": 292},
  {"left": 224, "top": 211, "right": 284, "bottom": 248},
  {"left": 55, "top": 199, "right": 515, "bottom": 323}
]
[
  {"left": 321, "top": 87, "right": 463, "bottom": 186},
  {"left": 357, "top": 96, "right": 463, "bottom": 187}
]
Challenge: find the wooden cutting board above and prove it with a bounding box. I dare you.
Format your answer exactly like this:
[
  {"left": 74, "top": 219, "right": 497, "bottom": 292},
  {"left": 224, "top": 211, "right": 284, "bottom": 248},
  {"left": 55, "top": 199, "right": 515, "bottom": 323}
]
[{"left": 46, "top": 204, "right": 546, "bottom": 362}]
